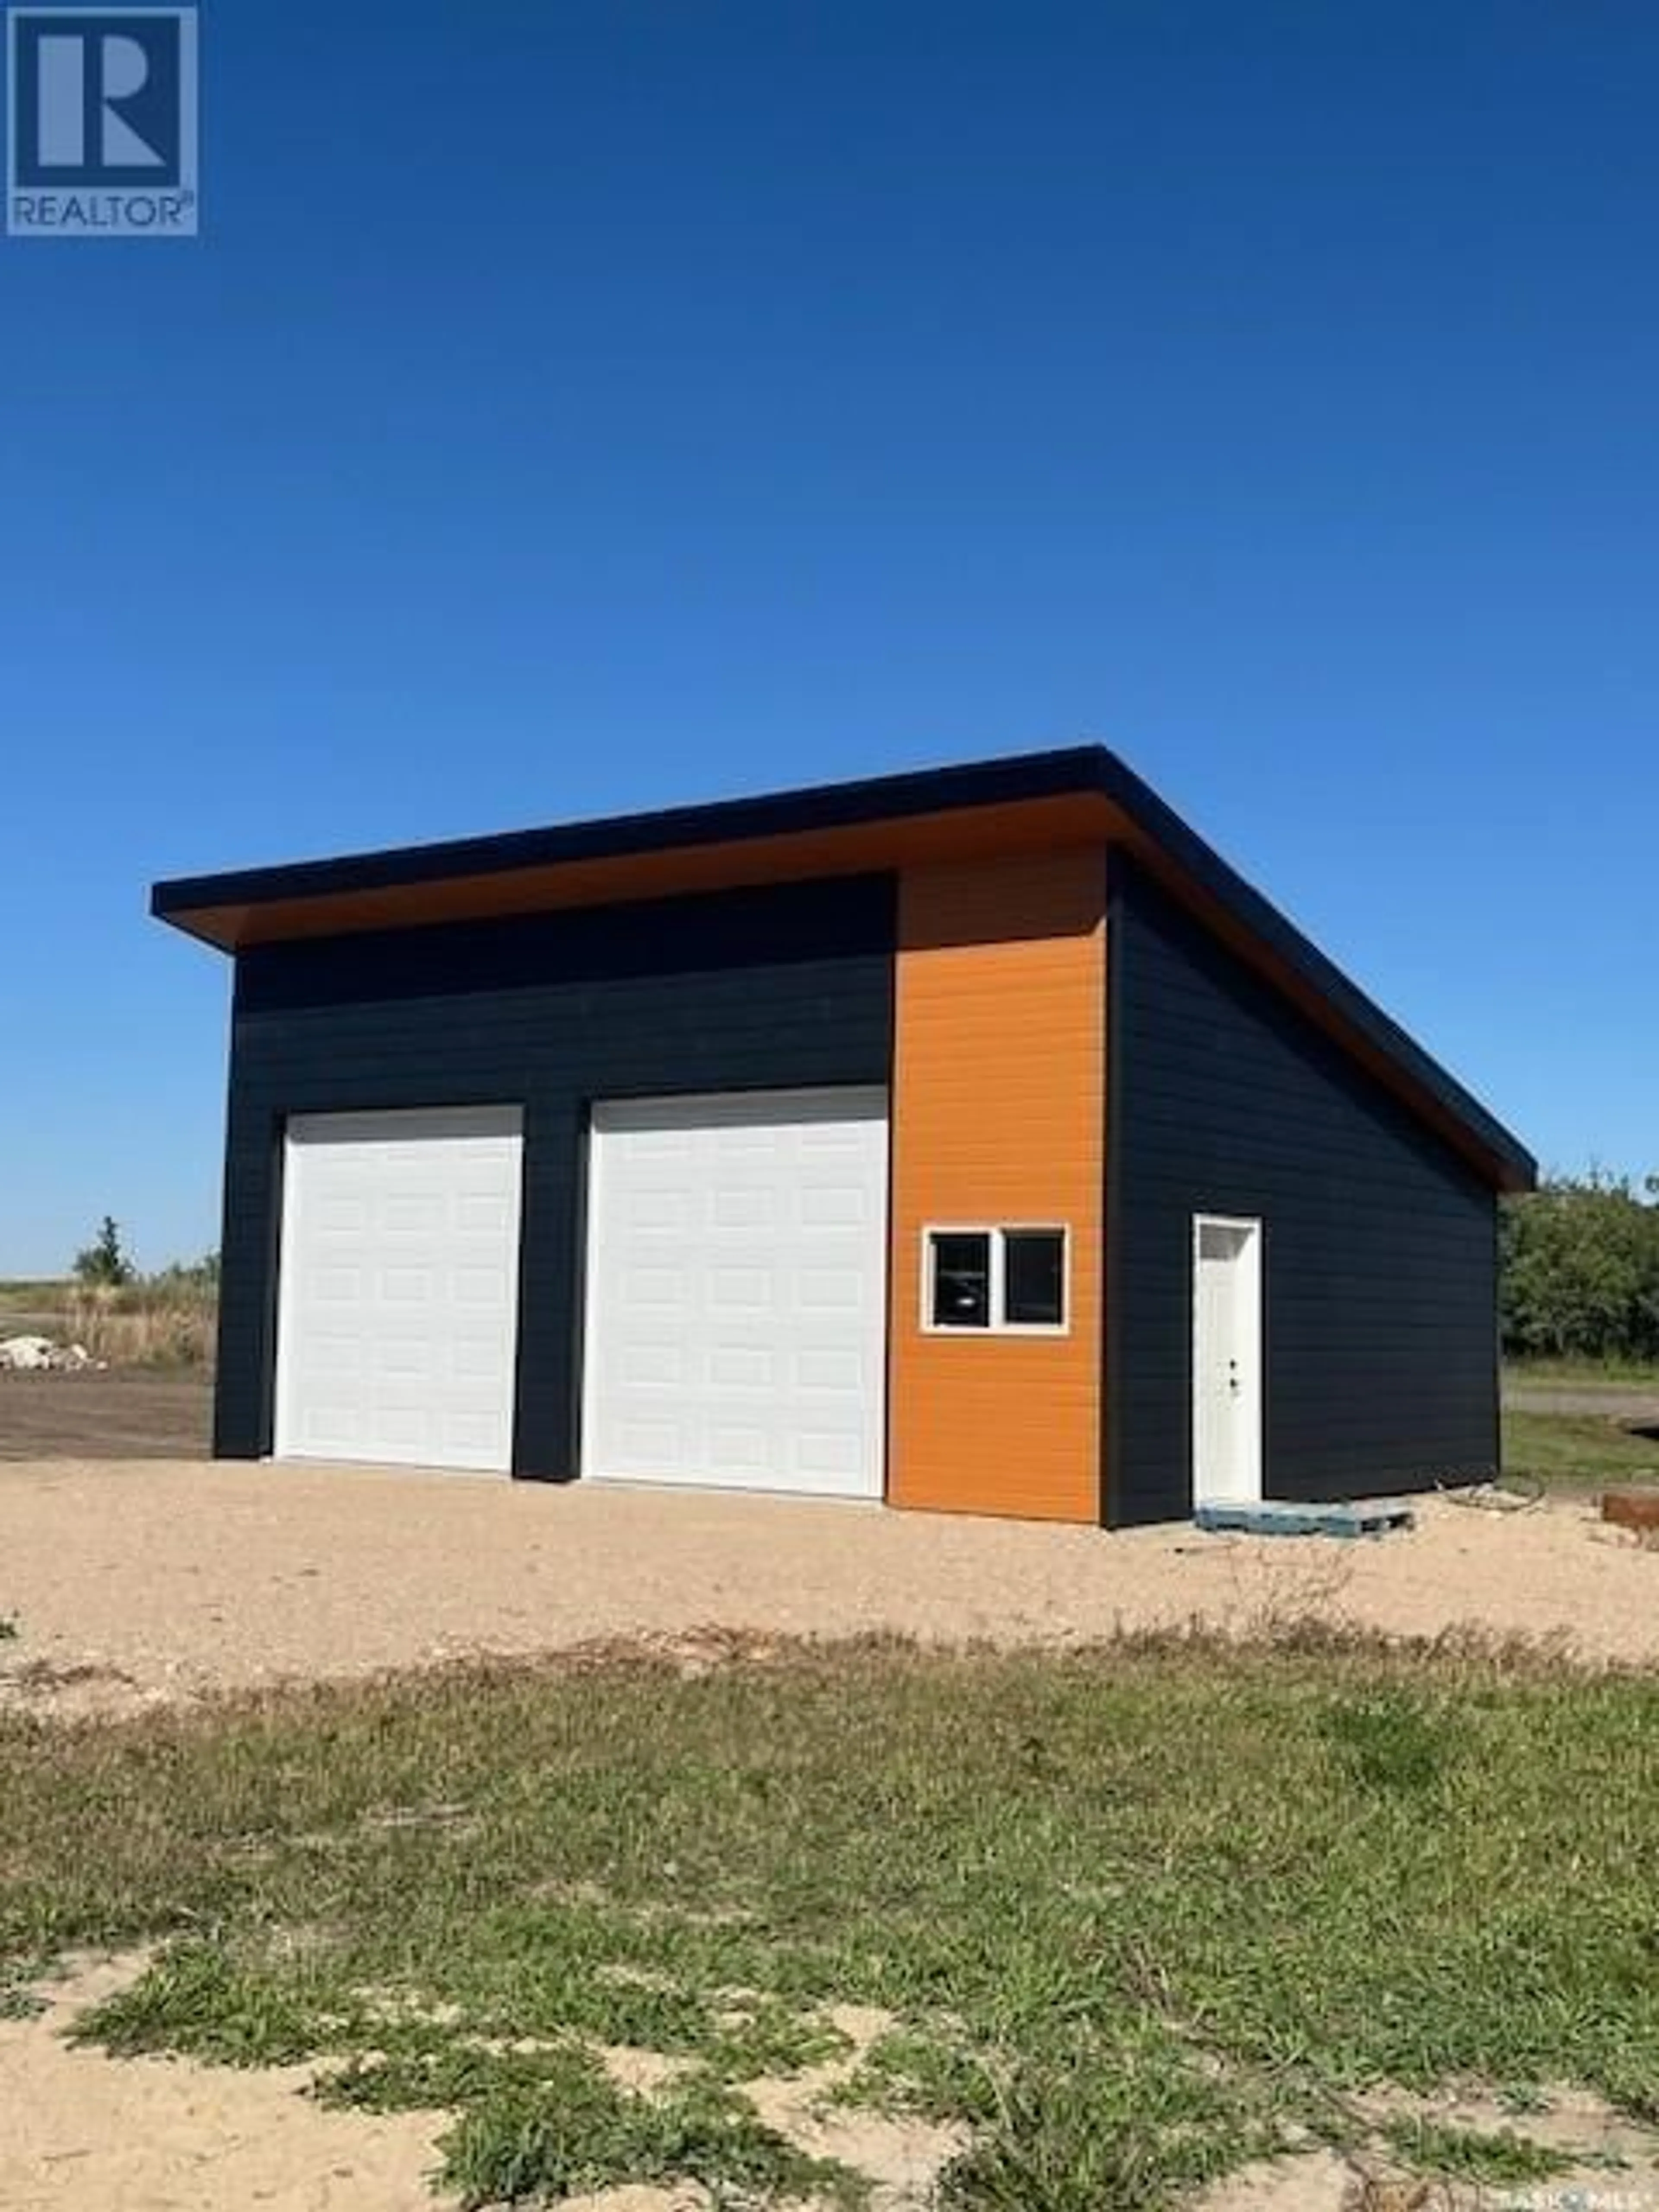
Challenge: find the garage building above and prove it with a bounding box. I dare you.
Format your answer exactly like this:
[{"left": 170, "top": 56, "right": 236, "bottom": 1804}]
[{"left": 152, "top": 747, "right": 1535, "bottom": 1525}]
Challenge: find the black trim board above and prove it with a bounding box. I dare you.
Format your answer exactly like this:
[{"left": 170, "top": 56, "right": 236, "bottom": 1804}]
[
  {"left": 1106, "top": 856, "right": 1500, "bottom": 1526},
  {"left": 1102, "top": 847, "right": 1125, "bottom": 1527},
  {"left": 216, "top": 876, "right": 895, "bottom": 1469},
  {"left": 152, "top": 745, "right": 1534, "bottom": 1195}
]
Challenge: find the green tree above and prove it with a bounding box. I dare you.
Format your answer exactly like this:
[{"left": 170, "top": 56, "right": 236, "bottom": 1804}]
[
  {"left": 73, "top": 1215, "right": 134, "bottom": 1290},
  {"left": 1500, "top": 1171, "right": 1659, "bottom": 1361}
]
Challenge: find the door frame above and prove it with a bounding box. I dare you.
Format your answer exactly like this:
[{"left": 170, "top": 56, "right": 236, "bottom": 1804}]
[{"left": 1190, "top": 1212, "right": 1264, "bottom": 1507}]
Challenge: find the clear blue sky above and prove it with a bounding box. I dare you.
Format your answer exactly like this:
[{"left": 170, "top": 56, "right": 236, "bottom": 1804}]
[{"left": 3, "top": 1, "right": 1655, "bottom": 1275}]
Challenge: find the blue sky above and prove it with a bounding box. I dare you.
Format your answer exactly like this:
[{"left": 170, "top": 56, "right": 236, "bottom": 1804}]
[{"left": 2, "top": 2, "right": 1656, "bottom": 1274}]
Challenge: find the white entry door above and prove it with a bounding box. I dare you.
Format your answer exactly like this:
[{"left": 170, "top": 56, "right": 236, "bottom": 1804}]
[
  {"left": 582, "top": 1088, "right": 888, "bottom": 1497},
  {"left": 275, "top": 1107, "right": 524, "bottom": 1472},
  {"left": 1192, "top": 1214, "right": 1264, "bottom": 1506}
]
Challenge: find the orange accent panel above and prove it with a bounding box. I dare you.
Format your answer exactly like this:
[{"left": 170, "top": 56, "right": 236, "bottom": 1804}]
[{"left": 889, "top": 852, "right": 1106, "bottom": 1522}]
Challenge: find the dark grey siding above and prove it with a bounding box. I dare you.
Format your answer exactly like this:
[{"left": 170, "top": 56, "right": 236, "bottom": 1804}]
[
  {"left": 216, "top": 877, "right": 894, "bottom": 1472},
  {"left": 1107, "top": 856, "right": 1498, "bottom": 1525}
]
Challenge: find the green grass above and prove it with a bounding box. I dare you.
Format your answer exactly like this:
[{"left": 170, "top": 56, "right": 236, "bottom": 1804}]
[
  {"left": 1502, "top": 1407, "right": 1659, "bottom": 1485},
  {"left": 1375, "top": 2115, "right": 1573, "bottom": 2184},
  {"left": 1506, "top": 1356, "right": 1659, "bottom": 1390},
  {"left": 5, "top": 1641, "right": 1659, "bottom": 2208}
]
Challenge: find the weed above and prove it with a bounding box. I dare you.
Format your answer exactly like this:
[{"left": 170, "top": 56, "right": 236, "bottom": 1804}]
[
  {"left": 1379, "top": 2114, "right": 1573, "bottom": 2183},
  {"left": 76, "top": 1942, "right": 345, "bottom": 2066},
  {"left": 430, "top": 2059, "right": 861, "bottom": 2209},
  {"left": 0, "top": 1973, "right": 43, "bottom": 2020}
]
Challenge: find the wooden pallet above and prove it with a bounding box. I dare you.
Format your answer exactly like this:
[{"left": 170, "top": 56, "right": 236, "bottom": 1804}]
[{"left": 1193, "top": 1497, "right": 1416, "bottom": 1539}]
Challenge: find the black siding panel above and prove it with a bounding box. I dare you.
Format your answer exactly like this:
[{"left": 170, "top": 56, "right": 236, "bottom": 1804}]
[
  {"left": 215, "top": 877, "right": 895, "bottom": 1471},
  {"left": 1108, "top": 857, "right": 1498, "bottom": 1526}
]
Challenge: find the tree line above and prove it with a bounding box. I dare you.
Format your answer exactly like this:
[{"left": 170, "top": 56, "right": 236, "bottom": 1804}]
[
  {"left": 1501, "top": 1172, "right": 1659, "bottom": 1363},
  {"left": 73, "top": 1217, "right": 220, "bottom": 1297}
]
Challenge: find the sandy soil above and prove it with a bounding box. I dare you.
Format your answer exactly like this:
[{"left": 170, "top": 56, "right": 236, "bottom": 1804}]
[
  {"left": 0, "top": 1953, "right": 451, "bottom": 2210},
  {"left": 0, "top": 1459, "right": 1656, "bottom": 1717},
  {"left": 0, "top": 1958, "right": 955, "bottom": 2212},
  {"left": 1198, "top": 2075, "right": 1659, "bottom": 2212},
  {"left": 2, "top": 1964, "right": 1649, "bottom": 2212}
]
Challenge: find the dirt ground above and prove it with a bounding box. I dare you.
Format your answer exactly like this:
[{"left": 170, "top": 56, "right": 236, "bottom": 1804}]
[
  {"left": 0, "top": 1953, "right": 451, "bottom": 2212},
  {"left": 0, "top": 1370, "right": 210, "bottom": 1460},
  {"left": 0, "top": 1454, "right": 1656, "bottom": 1717}
]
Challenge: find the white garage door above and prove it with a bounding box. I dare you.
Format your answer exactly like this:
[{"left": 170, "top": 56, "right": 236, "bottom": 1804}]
[
  {"left": 583, "top": 1088, "right": 888, "bottom": 1497},
  {"left": 275, "top": 1107, "right": 524, "bottom": 1472}
]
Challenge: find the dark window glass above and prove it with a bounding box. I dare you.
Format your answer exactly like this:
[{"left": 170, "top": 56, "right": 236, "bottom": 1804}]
[
  {"left": 930, "top": 1231, "right": 992, "bottom": 1328},
  {"left": 1004, "top": 1229, "right": 1065, "bottom": 1326}
]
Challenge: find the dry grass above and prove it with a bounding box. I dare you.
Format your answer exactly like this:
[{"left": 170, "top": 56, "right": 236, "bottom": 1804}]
[
  {"left": 1, "top": 1273, "right": 216, "bottom": 1370},
  {"left": 51, "top": 1287, "right": 214, "bottom": 1369}
]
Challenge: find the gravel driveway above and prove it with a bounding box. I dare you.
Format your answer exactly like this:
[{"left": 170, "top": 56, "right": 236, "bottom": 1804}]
[{"left": 1, "top": 1459, "right": 1656, "bottom": 1715}]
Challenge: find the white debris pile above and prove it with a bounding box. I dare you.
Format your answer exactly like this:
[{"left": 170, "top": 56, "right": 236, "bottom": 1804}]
[{"left": 0, "top": 1335, "right": 98, "bottom": 1373}]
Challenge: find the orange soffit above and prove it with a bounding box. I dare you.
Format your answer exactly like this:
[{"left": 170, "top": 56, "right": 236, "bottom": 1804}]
[{"left": 160, "top": 797, "right": 1118, "bottom": 949}]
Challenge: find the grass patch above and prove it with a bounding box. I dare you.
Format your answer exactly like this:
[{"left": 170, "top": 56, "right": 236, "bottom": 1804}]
[
  {"left": 437, "top": 2063, "right": 858, "bottom": 2209},
  {"left": 1502, "top": 1408, "right": 1659, "bottom": 1486},
  {"left": 1507, "top": 1357, "right": 1659, "bottom": 1391},
  {"left": 1377, "top": 2114, "right": 1573, "bottom": 2183},
  {"left": 5, "top": 1642, "right": 1659, "bottom": 2207},
  {"left": 1320, "top": 1687, "right": 1459, "bottom": 1794}
]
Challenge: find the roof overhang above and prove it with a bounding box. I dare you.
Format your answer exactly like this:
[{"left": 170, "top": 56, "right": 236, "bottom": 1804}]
[{"left": 151, "top": 745, "right": 1536, "bottom": 1193}]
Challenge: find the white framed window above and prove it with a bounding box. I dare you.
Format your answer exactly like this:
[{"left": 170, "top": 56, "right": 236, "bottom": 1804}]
[{"left": 922, "top": 1224, "right": 1070, "bottom": 1335}]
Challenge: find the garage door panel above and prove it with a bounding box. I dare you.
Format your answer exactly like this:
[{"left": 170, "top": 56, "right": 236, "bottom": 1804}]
[
  {"left": 584, "top": 1087, "right": 887, "bottom": 1498},
  {"left": 709, "top": 1188, "right": 775, "bottom": 1232},
  {"left": 798, "top": 1183, "right": 871, "bottom": 1229},
  {"left": 793, "top": 1429, "right": 863, "bottom": 1480},
  {"left": 708, "top": 1345, "right": 773, "bottom": 1389},
  {"left": 795, "top": 1346, "right": 863, "bottom": 1392},
  {"left": 276, "top": 1107, "right": 523, "bottom": 1473}
]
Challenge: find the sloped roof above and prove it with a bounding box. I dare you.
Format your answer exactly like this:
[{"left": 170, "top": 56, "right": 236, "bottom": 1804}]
[{"left": 151, "top": 745, "right": 1535, "bottom": 1192}]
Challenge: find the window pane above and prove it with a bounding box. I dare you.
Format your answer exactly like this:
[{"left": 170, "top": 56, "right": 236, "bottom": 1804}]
[
  {"left": 1004, "top": 1229, "right": 1065, "bottom": 1326},
  {"left": 930, "top": 1231, "right": 992, "bottom": 1328}
]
